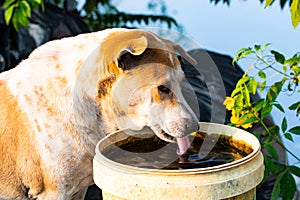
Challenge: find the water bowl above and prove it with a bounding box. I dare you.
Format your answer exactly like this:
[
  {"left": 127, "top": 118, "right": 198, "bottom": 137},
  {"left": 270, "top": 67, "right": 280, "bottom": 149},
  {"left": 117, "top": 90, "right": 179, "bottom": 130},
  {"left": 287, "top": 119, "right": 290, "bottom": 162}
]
[{"left": 93, "top": 122, "right": 264, "bottom": 200}]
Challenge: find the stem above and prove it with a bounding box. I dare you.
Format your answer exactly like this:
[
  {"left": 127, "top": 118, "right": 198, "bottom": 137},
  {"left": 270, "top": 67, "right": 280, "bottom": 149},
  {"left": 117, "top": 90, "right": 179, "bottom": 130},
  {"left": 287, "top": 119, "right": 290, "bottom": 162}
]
[
  {"left": 256, "top": 53, "right": 293, "bottom": 79},
  {"left": 259, "top": 118, "right": 300, "bottom": 162}
]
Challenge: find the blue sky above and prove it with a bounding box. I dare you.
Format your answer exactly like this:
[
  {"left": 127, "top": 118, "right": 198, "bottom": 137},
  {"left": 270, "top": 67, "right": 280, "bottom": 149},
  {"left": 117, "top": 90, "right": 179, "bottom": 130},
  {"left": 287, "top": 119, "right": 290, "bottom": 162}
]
[{"left": 115, "top": 0, "right": 299, "bottom": 58}]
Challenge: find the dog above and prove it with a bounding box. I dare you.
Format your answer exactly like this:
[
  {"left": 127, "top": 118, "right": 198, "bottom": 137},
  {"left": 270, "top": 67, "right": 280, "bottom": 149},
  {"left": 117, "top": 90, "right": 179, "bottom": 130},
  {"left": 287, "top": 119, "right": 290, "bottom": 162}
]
[{"left": 0, "top": 28, "right": 198, "bottom": 199}]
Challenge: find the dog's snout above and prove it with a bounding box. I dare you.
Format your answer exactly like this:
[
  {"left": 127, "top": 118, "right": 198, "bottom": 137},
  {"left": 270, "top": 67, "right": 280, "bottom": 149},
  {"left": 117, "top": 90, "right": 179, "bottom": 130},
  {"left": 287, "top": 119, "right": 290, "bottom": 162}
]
[
  {"left": 188, "top": 119, "right": 199, "bottom": 133},
  {"left": 167, "top": 117, "right": 199, "bottom": 138},
  {"left": 184, "top": 117, "right": 199, "bottom": 134}
]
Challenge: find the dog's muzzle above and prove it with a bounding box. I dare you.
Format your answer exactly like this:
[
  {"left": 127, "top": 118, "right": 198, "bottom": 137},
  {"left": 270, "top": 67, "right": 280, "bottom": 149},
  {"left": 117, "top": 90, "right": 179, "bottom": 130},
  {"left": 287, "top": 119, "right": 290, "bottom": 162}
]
[{"left": 156, "top": 119, "right": 199, "bottom": 143}]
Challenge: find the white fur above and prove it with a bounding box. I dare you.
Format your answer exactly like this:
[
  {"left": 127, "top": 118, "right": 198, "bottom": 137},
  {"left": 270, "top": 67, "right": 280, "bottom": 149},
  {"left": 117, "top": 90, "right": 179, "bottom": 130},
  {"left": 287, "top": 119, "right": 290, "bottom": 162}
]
[{"left": 0, "top": 28, "right": 198, "bottom": 199}]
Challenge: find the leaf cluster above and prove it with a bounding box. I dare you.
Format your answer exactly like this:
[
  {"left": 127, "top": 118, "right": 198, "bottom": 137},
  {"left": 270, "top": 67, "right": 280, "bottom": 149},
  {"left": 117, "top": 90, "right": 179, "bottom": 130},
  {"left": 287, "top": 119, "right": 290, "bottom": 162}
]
[
  {"left": 210, "top": 0, "right": 300, "bottom": 28},
  {"left": 2, "top": 0, "right": 43, "bottom": 30},
  {"left": 229, "top": 44, "right": 300, "bottom": 199},
  {"left": 81, "top": 0, "right": 178, "bottom": 30},
  {"left": 1, "top": 0, "right": 178, "bottom": 31}
]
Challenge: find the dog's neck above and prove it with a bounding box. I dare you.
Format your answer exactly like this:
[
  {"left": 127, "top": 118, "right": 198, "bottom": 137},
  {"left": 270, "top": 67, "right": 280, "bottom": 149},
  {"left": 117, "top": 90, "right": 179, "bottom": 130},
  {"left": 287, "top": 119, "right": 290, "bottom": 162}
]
[{"left": 94, "top": 74, "right": 119, "bottom": 134}]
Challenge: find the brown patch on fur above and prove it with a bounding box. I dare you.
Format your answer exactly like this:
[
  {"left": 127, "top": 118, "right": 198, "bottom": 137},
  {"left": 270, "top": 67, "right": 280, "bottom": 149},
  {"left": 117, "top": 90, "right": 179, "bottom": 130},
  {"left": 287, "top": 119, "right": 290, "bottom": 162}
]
[
  {"left": 47, "top": 106, "right": 55, "bottom": 116},
  {"left": 56, "top": 76, "right": 67, "bottom": 87},
  {"left": 34, "top": 119, "right": 42, "bottom": 132},
  {"left": 151, "top": 88, "right": 162, "bottom": 103},
  {"left": 0, "top": 81, "right": 44, "bottom": 198},
  {"left": 113, "top": 106, "right": 126, "bottom": 118},
  {"left": 165, "top": 98, "right": 178, "bottom": 107},
  {"left": 47, "top": 133, "right": 53, "bottom": 140},
  {"left": 45, "top": 144, "right": 52, "bottom": 153},
  {"left": 75, "top": 60, "right": 83, "bottom": 74},
  {"left": 95, "top": 62, "right": 120, "bottom": 102},
  {"left": 25, "top": 94, "right": 32, "bottom": 104},
  {"left": 51, "top": 55, "right": 58, "bottom": 61},
  {"left": 96, "top": 75, "right": 116, "bottom": 100},
  {"left": 44, "top": 123, "right": 50, "bottom": 129}
]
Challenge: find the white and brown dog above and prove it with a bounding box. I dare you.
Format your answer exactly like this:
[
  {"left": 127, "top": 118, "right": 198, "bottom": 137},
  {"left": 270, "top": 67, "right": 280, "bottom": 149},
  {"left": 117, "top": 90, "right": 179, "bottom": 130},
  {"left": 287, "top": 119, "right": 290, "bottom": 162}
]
[{"left": 0, "top": 28, "right": 198, "bottom": 199}]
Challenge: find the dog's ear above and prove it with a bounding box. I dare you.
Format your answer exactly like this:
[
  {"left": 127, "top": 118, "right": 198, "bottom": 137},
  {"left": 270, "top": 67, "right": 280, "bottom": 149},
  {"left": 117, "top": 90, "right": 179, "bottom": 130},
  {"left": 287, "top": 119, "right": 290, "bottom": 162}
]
[
  {"left": 118, "top": 36, "right": 148, "bottom": 57},
  {"left": 171, "top": 43, "right": 197, "bottom": 66},
  {"left": 100, "top": 33, "right": 148, "bottom": 74},
  {"left": 115, "top": 36, "right": 148, "bottom": 69}
]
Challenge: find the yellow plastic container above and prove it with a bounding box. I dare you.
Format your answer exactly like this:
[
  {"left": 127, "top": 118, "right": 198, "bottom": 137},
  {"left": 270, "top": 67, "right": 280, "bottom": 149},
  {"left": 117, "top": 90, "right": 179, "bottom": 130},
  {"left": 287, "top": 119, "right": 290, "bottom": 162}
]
[{"left": 93, "top": 122, "right": 264, "bottom": 200}]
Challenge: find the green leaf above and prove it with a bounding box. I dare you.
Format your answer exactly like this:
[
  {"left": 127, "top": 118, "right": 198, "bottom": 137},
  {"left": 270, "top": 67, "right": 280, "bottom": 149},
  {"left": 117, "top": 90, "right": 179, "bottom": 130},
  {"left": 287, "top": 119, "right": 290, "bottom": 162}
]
[
  {"left": 19, "top": 0, "right": 31, "bottom": 18},
  {"left": 261, "top": 103, "right": 273, "bottom": 119},
  {"left": 264, "top": 155, "right": 275, "bottom": 174},
  {"left": 282, "top": 64, "right": 287, "bottom": 72},
  {"left": 242, "top": 116, "right": 258, "bottom": 124},
  {"left": 233, "top": 47, "right": 254, "bottom": 65},
  {"left": 34, "top": 0, "right": 43, "bottom": 4},
  {"left": 285, "top": 53, "right": 300, "bottom": 67},
  {"left": 259, "top": 80, "right": 266, "bottom": 93},
  {"left": 248, "top": 78, "right": 259, "bottom": 94},
  {"left": 271, "top": 50, "right": 286, "bottom": 64},
  {"left": 289, "top": 101, "right": 300, "bottom": 110},
  {"left": 11, "top": 9, "right": 19, "bottom": 30},
  {"left": 265, "top": 143, "right": 279, "bottom": 161},
  {"left": 242, "top": 85, "right": 250, "bottom": 105},
  {"left": 254, "top": 44, "right": 261, "bottom": 52},
  {"left": 269, "top": 125, "right": 280, "bottom": 136},
  {"left": 271, "top": 172, "right": 284, "bottom": 200},
  {"left": 2, "top": 0, "right": 16, "bottom": 9},
  {"left": 290, "top": 166, "right": 300, "bottom": 177},
  {"left": 284, "top": 132, "right": 294, "bottom": 141},
  {"left": 281, "top": 117, "right": 287, "bottom": 132},
  {"left": 254, "top": 99, "right": 265, "bottom": 112},
  {"left": 252, "top": 131, "right": 261, "bottom": 140},
  {"left": 231, "top": 86, "right": 242, "bottom": 97},
  {"left": 280, "top": 171, "right": 297, "bottom": 200},
  {"left": 272, "top": 103, "right": 285, "bottom": 113},
  {"left": 262, "top": 135, "right": 273, "bottom": 143},
  {"left": 258, "top": 70, "right": 266, "bottom": 79},
  {"left": 232, "top": 56, "right": 238, "bottom": 65},
  {"left": 4, "top": 4, "right": 15, "bottom": 25},
  {"left": 288, "top": 126, "right": 300, "bottom": 135},
  {"left": 262, "top": 43, "right": 271, "bottom": 51},
  {"left": 15, "top": 7, "right": 29, "bottom": 27},
  {"left": 264, "top": 0, "right": 274, "bottom": 8},
  {"left": 267, "top": 81, "right": 283, "bottom": 102},
  {"left": 236, "top": 76, "right": 250, "bottom": 88},
  {"left": 292, "top": 65, "right": 300, "bottom": 74},
  {"left": 274, "top": 163, "right": 285, "bottom": 173},
  {"left": 234, "top": 94, "right": 244, "bottom": 114},
  {"left": 240, "top": 48, "right": 254, "bottom": 58},
  {"left": 290, "top": 0, "right": 300, "bottom": 28},
  {"left": 18, "top": 15, "right": 29, "bottom": 27}
]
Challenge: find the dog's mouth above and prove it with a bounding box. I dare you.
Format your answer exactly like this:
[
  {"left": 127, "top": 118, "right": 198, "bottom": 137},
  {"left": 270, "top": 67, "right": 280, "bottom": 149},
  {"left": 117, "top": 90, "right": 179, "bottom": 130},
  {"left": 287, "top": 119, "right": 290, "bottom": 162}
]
[
  {"left": 156, "top": 129, "right": 176, "bottom": 143},
  {"left": 155, "top": 128, "right": 191, "bottom": 155}
]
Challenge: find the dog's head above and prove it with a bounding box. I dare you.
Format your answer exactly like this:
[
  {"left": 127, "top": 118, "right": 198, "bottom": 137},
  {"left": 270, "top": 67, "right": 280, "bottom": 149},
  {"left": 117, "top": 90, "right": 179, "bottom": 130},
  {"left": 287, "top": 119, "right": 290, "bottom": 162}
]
[{"left": 96, "top": 29, "right": 198, "bottom": 142}]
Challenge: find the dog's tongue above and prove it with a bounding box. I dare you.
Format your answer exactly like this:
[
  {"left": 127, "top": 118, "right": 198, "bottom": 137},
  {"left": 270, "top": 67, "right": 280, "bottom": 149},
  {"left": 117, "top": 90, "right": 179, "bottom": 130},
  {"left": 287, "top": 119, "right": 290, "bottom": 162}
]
[{"left": 176, "top": 136, "right": 191, "bottom": 156}]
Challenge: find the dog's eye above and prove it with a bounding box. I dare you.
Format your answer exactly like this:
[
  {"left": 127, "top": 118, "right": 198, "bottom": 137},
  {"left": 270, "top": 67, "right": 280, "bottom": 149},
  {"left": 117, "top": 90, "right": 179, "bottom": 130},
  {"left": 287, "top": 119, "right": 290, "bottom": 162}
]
[{"left": 158, "top": 85, "right": 170, "bottom": 94}]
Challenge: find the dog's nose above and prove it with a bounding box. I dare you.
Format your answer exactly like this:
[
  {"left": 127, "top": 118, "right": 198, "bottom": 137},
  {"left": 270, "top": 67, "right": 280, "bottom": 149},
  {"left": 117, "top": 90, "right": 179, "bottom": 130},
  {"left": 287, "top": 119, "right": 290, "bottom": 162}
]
[
  {"left": 173, "top": 118, "right": 199, "bottom": 138},
  {"left": 186, "top": 119, "right": 199, "bottom": 134},
  {"left": 192, "top": 121, "right": 200, "bottom": 132}
]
